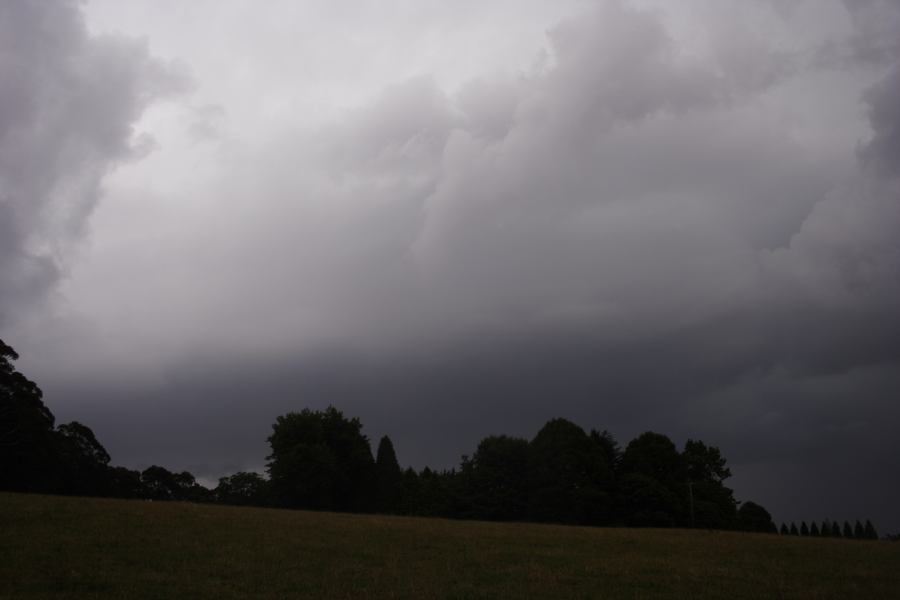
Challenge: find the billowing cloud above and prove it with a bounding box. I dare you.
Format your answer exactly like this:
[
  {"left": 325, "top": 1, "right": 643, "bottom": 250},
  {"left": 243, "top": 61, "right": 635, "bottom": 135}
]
[{"left": 0, "top": 0, "right": 187, "bottom": 325}]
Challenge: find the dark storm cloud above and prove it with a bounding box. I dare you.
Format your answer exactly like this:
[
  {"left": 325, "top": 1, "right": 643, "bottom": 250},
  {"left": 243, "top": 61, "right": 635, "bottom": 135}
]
[
  {"left": 0, "top": 0, "right": 187, "bottom": 325},
  {"left": 8, "top": 0, "right": 900, "bottom": 531}
]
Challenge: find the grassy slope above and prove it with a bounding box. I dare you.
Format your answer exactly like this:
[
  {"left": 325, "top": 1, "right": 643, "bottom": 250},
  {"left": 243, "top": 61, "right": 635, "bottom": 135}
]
[{"left": 2, "top": 493, "right": 898, "bottom": 600}]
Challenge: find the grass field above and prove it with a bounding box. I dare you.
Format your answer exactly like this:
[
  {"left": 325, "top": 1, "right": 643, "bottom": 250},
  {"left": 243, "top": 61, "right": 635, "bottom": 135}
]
[{"left": 2, "top": 492, "right": 898, "bottom": 599}]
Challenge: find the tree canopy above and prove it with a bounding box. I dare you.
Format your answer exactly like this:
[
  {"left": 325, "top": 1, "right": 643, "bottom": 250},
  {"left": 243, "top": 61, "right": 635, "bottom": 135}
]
[{"left": 266, "top": 406, "right": 375, "bottom": 511}]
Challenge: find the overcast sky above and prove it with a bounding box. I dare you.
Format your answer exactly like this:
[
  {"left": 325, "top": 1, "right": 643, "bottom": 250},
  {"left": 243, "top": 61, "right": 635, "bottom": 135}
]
[{"left": 2, "top": 0, "right": 899, "bottom": 532}]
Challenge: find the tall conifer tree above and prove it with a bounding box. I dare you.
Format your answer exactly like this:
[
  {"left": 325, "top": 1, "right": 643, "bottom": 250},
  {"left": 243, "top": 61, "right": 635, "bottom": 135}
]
[{"left": 864, "top": 520, "right": 878, "bottom": 540}]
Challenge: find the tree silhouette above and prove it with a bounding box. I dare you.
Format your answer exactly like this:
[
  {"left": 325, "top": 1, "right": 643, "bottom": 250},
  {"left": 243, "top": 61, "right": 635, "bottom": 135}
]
[
  {"left": 832, "top": 521, "right": 841, "bottom": 537},
  {"left": 412, "top": 467, "right": 457, "bottom": 517},
  {"left": 790, "top": 522, "right": 799, "bottom": 536},
  {"left": 529, "top": 419, "right": 614, "bottom": 525},
  {"left": 737, "top": 501, "right": 776, "bottom": 533},
  {"left": 140, "top": 466, "right": 208, "bottom": 501},
  {"left": 266, "top": 406, "right": 375, "bottom": 511},
  {"left": 843, "top": 521, "right": 853, "bottom": 538},
  {"left": 683, "top": 440, "right": 737, "bottom": 529},
  {"left": 800, "top": 521, "right": 809, "bottom": 536},
  {"left": 810, "top": 521, "right": 820, "bottom": 536},
  {"left": 56, "top": 421, "right": 113, "bottom": 495},
  {"left": 864, "top": 520, "right": 878, "bottom": 540},
  {"left": 215, "top": 472, "right": 270, "bottom": 506},
  {"left": 107, "top": 466, "right": 144, "bottom": 498},
  {"left": 141, "top": 465, "right": 182, "bottom": 500},
  {"left": 374, "top": 435, "right": 403, "bottom": 514},
  {"left": 0, "top": 339, "right": 61, "bottom": 493},
  {"left": 619, "top": 432, "right": 684, "bottom": 527},
  {"left": 397, "top": 467, "right": 422, "bottom": 515},
  {"left": 459, "top": 435, "right": 531, "bottom": 521},
  {"left": 590, "top": 429, "right": 621, "bottom": 470},
  {"left": 780, "top": 523, "right": 789, "bottom": 535}
]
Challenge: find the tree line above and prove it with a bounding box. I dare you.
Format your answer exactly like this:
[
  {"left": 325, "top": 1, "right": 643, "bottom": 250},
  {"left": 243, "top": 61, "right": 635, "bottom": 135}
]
[
  {"left": 263, "top": 406, "right": 764, "bottom": 531},
  {"left": 0, "top": 338, "right": 887, "bottom": 538},
  {"left": 778, "top": 520, "right": 879, "bottom": 540}
]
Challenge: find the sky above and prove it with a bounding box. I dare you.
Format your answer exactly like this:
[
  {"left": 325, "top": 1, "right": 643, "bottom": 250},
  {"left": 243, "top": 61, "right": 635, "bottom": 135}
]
[{"left": 1, "top": 0, "right": 899, "bottom": 532}]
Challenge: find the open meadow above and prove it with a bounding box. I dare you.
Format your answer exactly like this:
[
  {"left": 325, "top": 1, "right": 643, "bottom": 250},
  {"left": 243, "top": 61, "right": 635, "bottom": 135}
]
[{"left": 1, "top": 492, "right": 897, "bottom": 599}]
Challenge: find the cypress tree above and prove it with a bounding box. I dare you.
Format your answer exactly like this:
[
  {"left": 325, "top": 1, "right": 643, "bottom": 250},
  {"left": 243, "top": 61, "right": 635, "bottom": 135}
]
[
  {"left": 843, "top": 521, "right": 853, "bottom": 539},
  {"left": 821, "top": 520, "right": 831, "bottom": 537},
  {"left": 831, "top": 521, "right": 841, "bottom": 537},
  {"left": 374, "top": 435, "right": 403, "bottom": 514},
  {"left": 864, "top": 520, "right": 878, "bottom": 540},
  {"left": 800, "top": 521, "right": 809, "bottom": 536},
  {"left": 790, "top": 522, "right": 799, "bottom": 536},
  {"left": 854, "top": 520, "right": 864, "bottom": 539},
  {"left": 810, "top": 522, "right": 820, "bottom": 536},
  {"left": 779, "top": 523, "right": 789, "bottom": 535}
]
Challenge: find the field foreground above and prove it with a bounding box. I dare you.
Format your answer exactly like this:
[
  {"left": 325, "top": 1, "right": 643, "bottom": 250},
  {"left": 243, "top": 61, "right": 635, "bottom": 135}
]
[{"left": 2, "top": 493, "right": 898, "bottom": 599}]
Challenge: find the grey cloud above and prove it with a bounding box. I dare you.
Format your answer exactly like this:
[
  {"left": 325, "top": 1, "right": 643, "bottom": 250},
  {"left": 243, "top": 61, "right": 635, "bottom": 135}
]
[
  {"left": 0, "top": 0, "right": 188, "bottom": 325},
  {"left": 48, "top": 0, "right": 897, "bottom": 407}
]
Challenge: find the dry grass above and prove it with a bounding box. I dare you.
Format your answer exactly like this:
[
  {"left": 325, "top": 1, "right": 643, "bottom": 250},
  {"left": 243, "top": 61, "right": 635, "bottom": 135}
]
[{"left": 2, "top": 492, "right": 898, "bottom": 599}]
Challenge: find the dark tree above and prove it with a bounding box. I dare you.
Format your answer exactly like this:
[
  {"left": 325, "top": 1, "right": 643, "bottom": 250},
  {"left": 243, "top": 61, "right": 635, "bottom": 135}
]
[
  {"left": 590, "top": 429, "right": 621, "bottom": 470},
  {"left": 682, "top": 439, "right": 737, "bottom": 529},
  {"left": 107, "top": 466, "right": 144, "bottom": 499},
  {"left": 810, "top": 521, "right": 820, "bottom": 536},
  {"left": 396, "top": 467, "right": 423, "bottom": 515},
  {"left": 843, "top": 521, "right": 854, "bottom": 539},
  {"left": 56, "top": 421, "right": 115, "bottom": 495},
  {"left": 140, "top": 466, "right": 208, "bottom": 501},
  {"left": 821, "top": 520, "right": 831, "bottom": 537},
  {"left": 459, "top": 435, "right": 531, "bottom": 521},
  {"left": 619, "top": 432, "right": 683, "bottom": 526},
  {"left": 780, "top": 523, "right": 789, "bottom": 535},
  {"left": 215, "top": 472, "right": 270, "bottom": 506},
  {"left": 790, "top": 522, "right": 799, "bottom": 536},
  {"left": 0, "top": 339, "right": 61, "bottom": 493},
  {"left": 374, "top": 435, "right": 403, "bottom": 514},
  {"left": 266, "top": 406, "right": 375, "bottom": 511},
  {"left": 800, "top": 521, "right": 809, "bottom": 536},
  {"left": 57, "top": 422, "right": 111, "bottom": 467},
  {"left": 620, "top": 432, "right": 683, "bottom": 485},
  {"left": 737, "top": 501, "right": 776, "bottom": 533},
  {"left": 618, "top": 473, "right": 680, "bottom": 527},
  {"left": 864, "top": 520, "right": 878, "bottom": 540},
  {"left": 529, "top": 419, "right": 615, "bottom": 525},
  {"left": 141, "top": 465, "right": 183, "bottom": 500},
  {"left": 854, "top": 520, "right": 865, "bottom": 539},
  {"left": 410, "top": 467, "right": 458, "bottom": 518},
  {"left": 682, "top": 439, "right": 731, "bottom": 482},
  {"left": 832, "top": 521, "right": 841, "bottom": 537}
]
